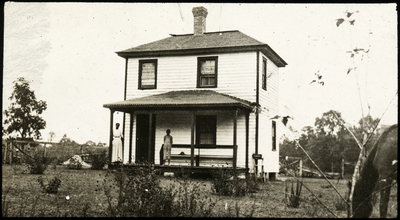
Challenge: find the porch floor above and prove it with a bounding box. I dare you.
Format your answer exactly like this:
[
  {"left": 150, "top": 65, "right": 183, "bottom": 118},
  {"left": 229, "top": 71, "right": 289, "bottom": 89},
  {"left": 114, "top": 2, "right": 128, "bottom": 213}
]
[{"left": 108, "top": 163, "right": 249, "bottom": 175}]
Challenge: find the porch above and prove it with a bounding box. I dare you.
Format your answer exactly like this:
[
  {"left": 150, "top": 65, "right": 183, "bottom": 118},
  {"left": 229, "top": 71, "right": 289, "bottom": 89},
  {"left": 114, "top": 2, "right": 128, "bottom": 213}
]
[{"left": 103, "top": 90, "right": 256, "bottom": 173}]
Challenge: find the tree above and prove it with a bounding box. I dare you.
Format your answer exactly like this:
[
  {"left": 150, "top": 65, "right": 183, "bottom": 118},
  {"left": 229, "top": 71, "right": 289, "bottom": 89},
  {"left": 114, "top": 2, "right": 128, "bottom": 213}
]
[
  {"left": 311, "top": 110, "right": 347, "bottom": 172},
  {"left": 48, "top": 131, "right": 56, "bottom": 142},
  {"left": 85, "top": 140, "right": 97, "bottom": 146},
  {"left": 3, "top": 77, "right": 47, "bottom": 139},
  {"left": 59, "top": 134, "right": 78, "bottom": 147}
]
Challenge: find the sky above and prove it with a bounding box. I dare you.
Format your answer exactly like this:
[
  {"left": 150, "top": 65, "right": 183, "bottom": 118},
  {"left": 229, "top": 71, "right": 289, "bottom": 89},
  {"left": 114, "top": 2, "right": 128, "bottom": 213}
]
[{"left": 3, "top": 2, "right": 398, "bottom": 144}]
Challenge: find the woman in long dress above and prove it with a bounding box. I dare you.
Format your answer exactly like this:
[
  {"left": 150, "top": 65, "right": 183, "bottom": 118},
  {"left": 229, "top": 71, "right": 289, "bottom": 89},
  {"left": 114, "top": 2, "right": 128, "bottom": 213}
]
[{"left": 112, "top": 123, "right": 123, "bottom": 162}]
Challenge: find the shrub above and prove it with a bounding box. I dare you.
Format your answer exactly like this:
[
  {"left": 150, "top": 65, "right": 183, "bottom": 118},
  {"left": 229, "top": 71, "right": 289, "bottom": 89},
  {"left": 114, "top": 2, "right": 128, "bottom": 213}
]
[
  {"left": 37, "top": 174, "right": 62, "bottom": 194},
  {"left": 24, "top": 149, "right": 55, "bottom": 174},
  {"left": 89, "top": 150, "right": 108, "bottom": 170},
  {"left": 100, "top": 164, "right": 220, "bottom": 217},
  {"left": 221, "top": 200, "right": 257, "bottom": 218},
  {"left": 101, "top": 164, "right": 175, "bottom": 217},
  {"left": 171, "top": 170, "right": 219, "bottom": 217},
  {"left": 285, "top": 178, "right": 303, "bottom": 208},
  {"left": 211, "top": 169, "right": 259, "bottom": 197},
  {"left": 334, "top": 194, "right": 348, "bottom": 211},
  {"left": 211, "top": 168, "right": 234, "bottom": 196}
]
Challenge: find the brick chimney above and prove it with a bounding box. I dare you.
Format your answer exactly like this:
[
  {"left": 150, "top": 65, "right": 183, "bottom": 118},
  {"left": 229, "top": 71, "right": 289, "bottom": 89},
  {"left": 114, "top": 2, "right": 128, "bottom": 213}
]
[{"left": 192, "top": 6, "right": 208, "bottom": 35}]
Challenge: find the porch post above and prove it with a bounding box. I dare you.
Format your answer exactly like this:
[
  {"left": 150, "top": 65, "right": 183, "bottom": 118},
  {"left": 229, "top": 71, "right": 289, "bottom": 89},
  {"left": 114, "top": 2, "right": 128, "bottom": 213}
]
[
  {"left": 148, "top": 113, "right": 153, "bottom": 163},
  {"left": 245, "top": 111, "right": 249, "bottom": 171},
  {"left": 191, "top": 111, "right": 196, "bottom": 167},
  {"left": 109, "top": 109, "right": 115, "bottom": 163},
  {"left": 233, "top": 109, "right": 238, "bottom": 168},
  {"left": 129, "top": 112, "right": 134, "bottom": 163}
]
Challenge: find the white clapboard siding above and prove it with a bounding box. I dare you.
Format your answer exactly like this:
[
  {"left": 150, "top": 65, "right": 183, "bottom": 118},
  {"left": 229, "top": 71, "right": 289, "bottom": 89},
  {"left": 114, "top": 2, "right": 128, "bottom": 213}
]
[
  {"left": 258, "top": 113, "right": 280, "bottom": 173},
  {"left": 259, "top": 53, "right": 280, "bottom": 116},
  {"left": 125, "top": 52, "right": 257, "bottom": 102},
  {"left": 245, "top": 114, "right": 257, "bottom": 168},
  {"left": 257, "top": 53, "right": 280, "bottom": 172}
]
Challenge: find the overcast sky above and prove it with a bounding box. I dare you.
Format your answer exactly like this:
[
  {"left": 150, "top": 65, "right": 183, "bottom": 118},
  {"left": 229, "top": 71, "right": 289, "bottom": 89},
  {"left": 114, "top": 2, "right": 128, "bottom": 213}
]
[{"left": 3, "top": 2, "right": 397, "bottom": 144}]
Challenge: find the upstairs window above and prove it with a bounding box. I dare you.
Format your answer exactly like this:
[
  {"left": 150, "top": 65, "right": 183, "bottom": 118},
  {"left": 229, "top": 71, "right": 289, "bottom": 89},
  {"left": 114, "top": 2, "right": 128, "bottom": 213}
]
[
  {"left": 139, "top": 59, "right": 157, "bottom": 89},
  {"left": 262, "top": 58, "right": 267, "bottom": 90},
  {"left": 196, "top": 115, "right": 217, "bottom": 147},
  {"left": 197, "top": 56, "right": 218, "bottom": 88}
]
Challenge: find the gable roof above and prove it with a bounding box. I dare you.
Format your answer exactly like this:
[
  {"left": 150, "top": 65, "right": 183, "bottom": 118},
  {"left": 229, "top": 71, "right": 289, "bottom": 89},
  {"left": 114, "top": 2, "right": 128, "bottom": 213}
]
[
  {"left": 116, "top": 30, "right": 287, "bottom": 67},
  {"left": 103, "top": 90, "right": 255, "bottom": 111}
]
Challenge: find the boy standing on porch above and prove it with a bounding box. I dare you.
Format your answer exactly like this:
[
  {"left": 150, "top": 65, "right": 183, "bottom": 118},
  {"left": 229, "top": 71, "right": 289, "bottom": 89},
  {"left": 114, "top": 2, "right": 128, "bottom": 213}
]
[{"left": 163, "top": 129, "right": 173, "bottom": 165}]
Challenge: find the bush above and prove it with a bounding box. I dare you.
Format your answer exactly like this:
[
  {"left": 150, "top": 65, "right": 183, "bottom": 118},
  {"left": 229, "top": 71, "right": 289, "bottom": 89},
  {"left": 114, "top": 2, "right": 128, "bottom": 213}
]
[
  {"left": 211, "top": 169, "right": 259, "bottom": 197},
  {"left": 101, "top": 164, "right": 175, "bottom": 217},
  {"left": 37, "top": 174, "right": 62, "bottom": 194},
  {"left": 99, "top": 164, "right": 220, "bottom": 217},
  {"left": 334, "top": 194, "right": 348, "bottom": 211},
  {"left": 285, "top": 178, "right": 303, "bottom": 208},
  {"left": 171, "top": 170, "right": 219, "bottom": 217},
  {"left": 89, "top": 150, "right": 108, "bottom": 170},
  {"left": 24, "top": 149, "right": 55, "bottom": 174}
]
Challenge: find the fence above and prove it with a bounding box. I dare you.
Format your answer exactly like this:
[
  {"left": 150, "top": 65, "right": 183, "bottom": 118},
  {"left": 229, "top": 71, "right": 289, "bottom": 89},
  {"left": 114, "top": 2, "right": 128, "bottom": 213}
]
[
  {"left": 2, "top": 139, "right": 54, "bottom": 164},
  {"left": 2, "top": 141, "right": 14, "bottom": 164}
]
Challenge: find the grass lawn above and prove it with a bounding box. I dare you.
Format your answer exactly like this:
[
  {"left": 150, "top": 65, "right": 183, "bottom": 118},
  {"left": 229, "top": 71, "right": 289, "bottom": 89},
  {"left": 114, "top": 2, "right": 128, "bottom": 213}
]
[{"left": 2, "top": 164, "right": 397, "bottom": 217}]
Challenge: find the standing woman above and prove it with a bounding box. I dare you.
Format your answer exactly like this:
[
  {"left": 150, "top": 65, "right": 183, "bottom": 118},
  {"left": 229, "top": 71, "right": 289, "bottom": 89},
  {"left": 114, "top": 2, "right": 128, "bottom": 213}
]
[
  {"left": 112, "top": 123, "right": 123, "bottom": 163},
  {"left": 163, "top": 129, "right": 173, "bottom": 165}
]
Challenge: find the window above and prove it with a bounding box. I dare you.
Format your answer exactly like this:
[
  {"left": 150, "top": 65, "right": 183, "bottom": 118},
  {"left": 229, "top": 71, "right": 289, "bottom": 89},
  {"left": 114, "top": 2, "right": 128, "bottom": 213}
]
[
  {"left": 196, "top": 115, "right": 217, "bottom": 146},
  {"left": 262, "top": 58, "right": 267, "bottom": 90},
  {"left": 197, "top": 57, "right": 218, "bottom": 88},
  {"left": 272, "top": 121, "right": 276, "bottom": 151},
  {"left": 139, "top": 59, "right": 157, "bottom": 89}
]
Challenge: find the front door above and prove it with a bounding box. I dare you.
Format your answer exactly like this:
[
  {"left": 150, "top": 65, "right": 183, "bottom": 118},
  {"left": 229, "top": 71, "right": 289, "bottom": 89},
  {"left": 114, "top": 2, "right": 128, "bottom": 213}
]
[{"left": 135, "top": 114, "right": 155, "bottom": 163}]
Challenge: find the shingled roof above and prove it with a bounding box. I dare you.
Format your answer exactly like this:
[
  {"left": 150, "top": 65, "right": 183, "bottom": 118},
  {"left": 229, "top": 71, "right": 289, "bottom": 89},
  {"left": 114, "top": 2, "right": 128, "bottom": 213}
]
[
  {"left": 103, "top": 90, "right": 255, "bottom": 111},
  {"left": 116, "top": 30, "right": 287, "bottom": 67}
]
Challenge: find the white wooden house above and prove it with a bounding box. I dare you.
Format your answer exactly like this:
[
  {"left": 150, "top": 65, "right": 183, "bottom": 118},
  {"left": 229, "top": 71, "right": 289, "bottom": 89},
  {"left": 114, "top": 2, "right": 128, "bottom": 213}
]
[{"left": 103, "top": 6, "right": 287, "bottom": 179}]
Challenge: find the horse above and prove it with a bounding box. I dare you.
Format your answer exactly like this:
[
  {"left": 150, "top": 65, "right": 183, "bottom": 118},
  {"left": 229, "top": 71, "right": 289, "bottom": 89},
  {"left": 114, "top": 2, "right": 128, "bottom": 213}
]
[{"left": 351, "top": 124, "right": 398, "bottom": 218}]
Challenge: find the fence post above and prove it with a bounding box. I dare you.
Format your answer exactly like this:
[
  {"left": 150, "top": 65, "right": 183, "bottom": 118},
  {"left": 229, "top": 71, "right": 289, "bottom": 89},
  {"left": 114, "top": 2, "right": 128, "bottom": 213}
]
[
  {"left": 2, "top": 142, "right": 7, "bottom": 164},
  {"left": 341, "top": 158, "right": 344, "bottom": 179},
  {"left": 299, "top": 159, "right": 303, "bottom": 177},
  {"left": 8, "top": 142, "right": 13, "bottom": 164}
]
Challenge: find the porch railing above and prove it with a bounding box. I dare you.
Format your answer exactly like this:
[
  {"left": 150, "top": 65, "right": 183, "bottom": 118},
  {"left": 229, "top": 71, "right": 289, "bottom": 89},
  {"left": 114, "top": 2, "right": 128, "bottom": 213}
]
[{"left": 160, "top": 144, "right": 237, "bottom": 168}]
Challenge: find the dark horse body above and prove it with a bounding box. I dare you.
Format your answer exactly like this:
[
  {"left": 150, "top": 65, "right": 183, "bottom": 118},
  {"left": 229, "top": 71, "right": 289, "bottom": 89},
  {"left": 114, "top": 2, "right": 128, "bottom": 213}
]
[{"left": 352, "top": 124, "right": 398, "bottom": 218}]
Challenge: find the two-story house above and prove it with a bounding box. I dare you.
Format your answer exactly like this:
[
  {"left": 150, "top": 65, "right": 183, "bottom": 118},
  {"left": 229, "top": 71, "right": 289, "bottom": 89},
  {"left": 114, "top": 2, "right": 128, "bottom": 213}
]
[{"left": 103, "top": 6, "right": 287, "bottom": 179}]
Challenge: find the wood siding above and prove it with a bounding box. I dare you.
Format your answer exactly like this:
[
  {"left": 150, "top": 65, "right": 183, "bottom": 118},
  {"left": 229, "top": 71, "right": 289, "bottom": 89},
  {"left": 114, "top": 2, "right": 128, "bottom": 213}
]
[
  {"left": 257, "top": 53, "right": 280, "bottom": 172},
  {"left": 125, "top": 52, "right": 257, "bottom": 102}
]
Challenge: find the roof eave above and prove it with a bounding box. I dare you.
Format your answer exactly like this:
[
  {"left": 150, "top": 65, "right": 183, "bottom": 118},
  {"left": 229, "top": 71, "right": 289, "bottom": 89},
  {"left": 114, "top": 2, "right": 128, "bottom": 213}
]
[
  {"left": 103, "top": 103, "right": 253, "bottom": 112},
  {"left": 116, "top": 45, "right": 287, "bottom": 67}
]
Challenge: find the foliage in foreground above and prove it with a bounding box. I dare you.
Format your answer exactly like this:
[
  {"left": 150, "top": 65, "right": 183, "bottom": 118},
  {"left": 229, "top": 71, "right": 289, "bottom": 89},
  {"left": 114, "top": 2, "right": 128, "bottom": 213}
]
[
  {"left": 211, "top": 168, "right": 259, "bottom": 196},
  {"left": 37, "top": 174, "right": 62, "bottom": 194},
  {"left": 285, "top": 178, "right": 303, "bottom": 208},
  {"left": 99, "top": 165, "right": 220, "bottom": 217},
  {"left": 88, "top": 150, "right": 108, "bottom": 170},
  {"left": 24, "top": 149, "right": 55, "bottom": 174},
  {"left": 3, "top": 165, "right": 395, "bottom": 218}
]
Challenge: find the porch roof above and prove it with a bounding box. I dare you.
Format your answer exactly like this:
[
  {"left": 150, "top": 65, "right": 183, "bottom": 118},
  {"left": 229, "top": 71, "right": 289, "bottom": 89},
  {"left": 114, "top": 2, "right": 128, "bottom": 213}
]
[{"left": 103, "top": 90, "right": 255, "bottom": 111}]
